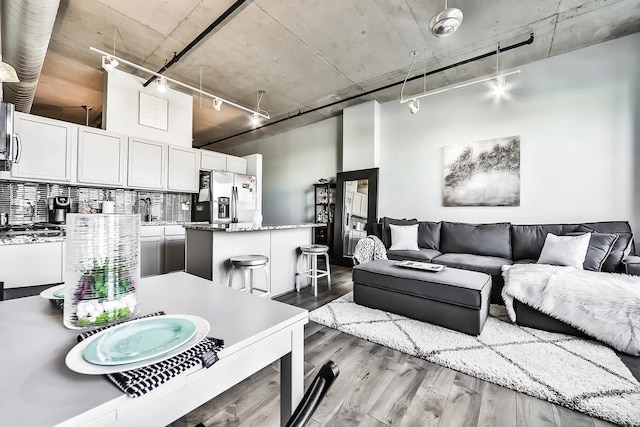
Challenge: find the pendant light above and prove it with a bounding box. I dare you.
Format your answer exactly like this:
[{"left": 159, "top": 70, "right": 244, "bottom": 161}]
[
  {"left": 492, "top": 22, "right": 507, "bottom": 98},
  {"left": 156, "top": 76, "right": 167, "bottom": 93}
]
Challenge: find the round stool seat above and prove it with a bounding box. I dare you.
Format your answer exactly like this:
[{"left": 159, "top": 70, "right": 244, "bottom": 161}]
[
  {"left": 230, "top": 255, "right": 269, "bottom": 267},
  {"left": 300, "top": 244, "right": 329, "bottom": 254}
]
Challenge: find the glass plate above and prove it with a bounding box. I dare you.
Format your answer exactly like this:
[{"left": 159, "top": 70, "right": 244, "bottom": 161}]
[
  {"left": 39, "top": 284, "right": 65, "bottom": 300},
  {"left": 82, "top": 316, "right": 197, "bottom": 366},
  {"left": 65, "top": 315, "right": 210, "bottom": 375}
]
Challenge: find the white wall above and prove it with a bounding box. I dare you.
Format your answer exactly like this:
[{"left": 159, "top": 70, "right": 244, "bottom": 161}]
[
  {"left": 342, "top": 101, "right": 380, "bottom": 171},
  {"left": 103, "top": 69, "right": 193, "bottom": 147},
  {"left": 379, "top": 33, "right": 640, "bottom": 237},
  {"left": 222, "top": 117, "right": 341, "bottom": 225}
]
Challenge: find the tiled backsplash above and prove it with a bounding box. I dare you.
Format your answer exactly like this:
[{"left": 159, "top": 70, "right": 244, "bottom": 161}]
[{"left": 0, "top": 181, "right": 192, "bottom": 224}]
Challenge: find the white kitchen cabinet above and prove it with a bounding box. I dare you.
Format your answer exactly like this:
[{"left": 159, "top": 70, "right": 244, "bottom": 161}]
[
  {"left": 200, "top": 150, "right": 247, "bottom": 174},
  {"left": 167, "top": 146, "right": 199, "bottom": 192},
  {"left": 0, "top": 242, "right": 64, "bottom": 288},
  {"left": 127, "top": 138, "right": 167, "bottom": 190},
  {"left": 77, "top": 127, "right": 127, "bottom": 186},
  {"left": 201, "top": 150, "right": 226, "bottom": 171},
  {"left": 226, "top": 155, "right": 247, "bottom": 174},
  {"left": 352, "top": 192, "right": 363, "bottom": 218},
  {"left": 360, "top": 194, "right": 368, "bottom": 218},
  {"left": 11, "top": 112, "right": 75, "bottom": 183}
]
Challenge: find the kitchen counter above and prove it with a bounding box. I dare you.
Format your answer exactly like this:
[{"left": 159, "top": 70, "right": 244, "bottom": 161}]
[
  {"left": 185, "top": 223, "right": 319, "bottom": 296},
  {"left": 142, "top": 221, "right": 208, "bottom": 226},
  {"left": 0, "top": 235, "right": 65, "bottom": 245},
  {"left": 183, "top": 223, "right": 323, "bottom": 232}
]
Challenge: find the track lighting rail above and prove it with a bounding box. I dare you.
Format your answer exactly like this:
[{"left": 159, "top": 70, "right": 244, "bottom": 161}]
[
  {"left": 197, "top": 32, "right": 534, "bottom": 148},
  {"left": 90, "top": 47, "right": 270, "bottom": 119}
]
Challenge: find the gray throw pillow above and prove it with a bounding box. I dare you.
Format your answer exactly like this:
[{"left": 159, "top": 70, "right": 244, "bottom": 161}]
[
  {"left": 418, "top": 221, "right": 441, "bottom": 250},
  {"left": 565, "top": 232, "right": 619, "bottom": 271},
  {"left": 381, "top": 217, "right": 418, "bottom": 248}
]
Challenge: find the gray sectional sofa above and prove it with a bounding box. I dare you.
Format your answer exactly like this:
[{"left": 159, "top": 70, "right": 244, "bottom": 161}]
[
  {"left": 374, "top": 218, "right": 636, "bottom": 304},
  {"left": 370, "top": 218, "right": 637, "bottom": 339}
]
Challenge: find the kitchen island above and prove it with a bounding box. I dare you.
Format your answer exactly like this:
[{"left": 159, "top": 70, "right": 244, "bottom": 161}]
[{"left": 184, "top": 223, "right": 324, "bottom": 297}]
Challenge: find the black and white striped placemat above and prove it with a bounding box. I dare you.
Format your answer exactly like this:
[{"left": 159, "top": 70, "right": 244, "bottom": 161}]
[{"left": 76, "top": 312, "right": 224, "bottom": 398}]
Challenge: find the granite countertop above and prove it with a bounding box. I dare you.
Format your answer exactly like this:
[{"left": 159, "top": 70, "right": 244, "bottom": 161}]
[
  {"left": 184, "top": 223, "right": 325, "bottom": 232},
  {"left": 0, "top": 235, "right": 66, "bottom": 245},
  {"left": 141, "top": 221, "right": 208, "bottom": 226}
]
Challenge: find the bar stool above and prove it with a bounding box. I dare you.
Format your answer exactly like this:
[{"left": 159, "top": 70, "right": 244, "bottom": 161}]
[
  {"left": 228, "top": 255, "right": 271, "bottom": 297},
  {"left": 297, "top": 244, "right": 331, "bottom": 297}
]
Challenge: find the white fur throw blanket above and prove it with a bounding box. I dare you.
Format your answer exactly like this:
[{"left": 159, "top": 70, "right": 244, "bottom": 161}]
[{"left": 502, "top": 263, "right": 640, "bottom": 355}]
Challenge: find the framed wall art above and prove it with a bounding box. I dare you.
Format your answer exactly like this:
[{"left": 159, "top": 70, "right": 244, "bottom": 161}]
[
  {"left": 138, "top": 92, "right": 168, "bottom": 131},
  {"left": 443, "top": 136, "right": 520, "bottom": 207}
]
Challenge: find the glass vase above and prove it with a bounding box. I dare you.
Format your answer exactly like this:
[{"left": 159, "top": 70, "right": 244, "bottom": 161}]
[{"left": 63, "top": 214, "right": 140, "bottom": 329}]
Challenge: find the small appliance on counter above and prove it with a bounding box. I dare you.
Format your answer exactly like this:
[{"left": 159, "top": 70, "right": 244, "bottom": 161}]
[{"left": 48, "top": 197, "right": 71, "bottom": 224}]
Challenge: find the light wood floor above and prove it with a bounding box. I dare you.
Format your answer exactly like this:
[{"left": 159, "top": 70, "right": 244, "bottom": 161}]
[{"left": 177, "top": 264, "right": 618, "bottom": 427}]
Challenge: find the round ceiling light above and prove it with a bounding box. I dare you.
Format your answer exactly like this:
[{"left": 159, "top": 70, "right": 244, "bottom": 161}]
[{"left": 429, "top": 1, "right": 463, "bottom": 37}]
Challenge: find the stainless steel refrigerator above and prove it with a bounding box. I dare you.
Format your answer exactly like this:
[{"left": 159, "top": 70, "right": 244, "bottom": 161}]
[{"left": 201, "top": 171, "right": 257, "bottom": 224}]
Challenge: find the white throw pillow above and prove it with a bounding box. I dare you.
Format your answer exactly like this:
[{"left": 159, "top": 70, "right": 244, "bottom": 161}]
[
  {"left": 537, "top": 233, "right": 591, "bottom": 269},
  {"left": 389, "top": 224, "right": 419, "bottom": 251}
]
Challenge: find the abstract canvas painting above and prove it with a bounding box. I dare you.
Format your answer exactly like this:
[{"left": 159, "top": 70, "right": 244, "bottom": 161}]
[{"left": 443, "top": 136, "right": 520, "bottom": 206}]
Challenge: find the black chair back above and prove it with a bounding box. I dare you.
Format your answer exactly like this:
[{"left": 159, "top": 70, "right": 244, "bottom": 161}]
[{"left": 285, "top": 360, "right": 339, "bottom": 427}]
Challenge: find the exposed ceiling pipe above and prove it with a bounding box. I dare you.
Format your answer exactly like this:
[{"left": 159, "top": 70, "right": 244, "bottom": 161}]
[
  {"left": 142, "top": 0, "right": 250, "bottom": 87},
  {"left": 1, "top": 0, "right": 61, "bottom": 112},
  {"left": 197, "top": 32, "right": 535, "bottom": 148}
]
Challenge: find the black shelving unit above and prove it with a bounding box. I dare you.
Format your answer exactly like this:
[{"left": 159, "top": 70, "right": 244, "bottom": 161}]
[{"left": 313, "top": 182, "right": 336, "bottom": 254}]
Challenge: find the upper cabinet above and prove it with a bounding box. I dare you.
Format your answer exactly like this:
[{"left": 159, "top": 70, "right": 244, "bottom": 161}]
[
  {"left": 201, "top": 150, "right": 247, "bottom": 174},
  {"left": 200, "top": 151, "right": 226, "bottom": 171},
  {"left": 226, "top": 155, "right": 247, "bottom": 174},
  {"left": 11, "top": 112, "right": 75, "bottom": 183},
  {"left": 167, "top": 146, "right": 199, "bottom": 192},
  {"left": 77, "top": 127, "right": 127, "bottom": 187},
  {"left": 127, "top": 137, "right": 167, "bottom": 190}
]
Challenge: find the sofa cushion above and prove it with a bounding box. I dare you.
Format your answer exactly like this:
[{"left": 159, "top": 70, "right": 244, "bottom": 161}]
[
  {"left": 566, "top": 231, "right": 619, "bottom": 271},
  {"left": 511, "top": 224, "right": 582, "bottom": 260},
  {"left": 381, "top": 217, "right": 418, "bottom": 248},
  {"left": 431, "top": 253, "right": 513, "bottom": 276},
  {"left": 514, "top": 259, "right": 536, "bottom": 264},
  {"left": 440, "top": 222, "right": 511, "bottom": 259},
  {"left": 387, "top": 248, "right": 441, "bottom": 262},
  {"left": 389, "top": 224, "right": 419, "bottom": 251},
  {"left": 418, "top": 221, "right": 441, "bottom": 250}
]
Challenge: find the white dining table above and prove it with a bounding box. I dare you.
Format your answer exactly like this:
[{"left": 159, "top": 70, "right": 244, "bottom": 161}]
[{"left": 0, "top": 272, "right": 308, "bottom": 426}]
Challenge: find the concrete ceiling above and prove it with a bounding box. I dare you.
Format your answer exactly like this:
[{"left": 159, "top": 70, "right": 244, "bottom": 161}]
[{"left": 13, "top": 0, "right": 640, "bottom": 149}]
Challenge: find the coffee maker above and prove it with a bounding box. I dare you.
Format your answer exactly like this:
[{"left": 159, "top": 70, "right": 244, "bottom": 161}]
[{"left": 48, "top": 197, "right": 71, "bottom": 224}]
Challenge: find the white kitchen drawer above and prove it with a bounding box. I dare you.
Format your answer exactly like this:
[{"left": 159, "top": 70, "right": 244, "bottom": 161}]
[
  {"left": 141, "top": 226, "right": 165, "bottom": 237},
  {"left": 164, "top": 225, "right": 186, "bottom": 236}
]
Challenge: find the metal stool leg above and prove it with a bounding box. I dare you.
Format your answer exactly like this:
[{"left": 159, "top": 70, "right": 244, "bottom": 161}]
[
  {"left": 296, "top": 252, "right": 301, "bottom": 292},
  {"left": 263, "top": 264, "right": 270, "bottom": 297},
  {"left": 228, "top": 266, "right": 234, "bottom": 288},
  {"left": 244, "top": 268, "right": 251, "bottom": 293},
  {"left": 324, "top": 251, "right": 331, "bottom": 290}
]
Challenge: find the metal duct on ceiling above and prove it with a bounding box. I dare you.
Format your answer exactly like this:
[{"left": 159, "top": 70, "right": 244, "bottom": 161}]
[{"left": 1, "top": 0, "right": 61, "bottom": 112}]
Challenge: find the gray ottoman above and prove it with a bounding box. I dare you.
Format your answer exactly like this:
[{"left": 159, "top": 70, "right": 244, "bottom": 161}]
[{"left": 353, "top": 260, "right": 492, "bottom": 335}]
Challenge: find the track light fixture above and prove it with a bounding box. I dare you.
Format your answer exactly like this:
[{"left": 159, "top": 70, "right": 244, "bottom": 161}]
[
  {"left": 156, "top": 76, "right": 167, "bottom": 93},
  {"left": 408, "top": 99, "right": 419, "bottom": 114},
  {"left": 213, "top": 97, "right": 223, "bottom": 111},
  {"left": 101, "top": 55, "right": 119, "bottom": 73},
  {"left": 251, "top": 90, "right": 268, "bottom": 125},
  {"left": 90, "top": 47, "right": 270, "bottom": 120}
]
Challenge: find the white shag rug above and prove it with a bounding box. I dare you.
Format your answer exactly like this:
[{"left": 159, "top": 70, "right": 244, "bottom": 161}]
[{"left": 309, "top": 293, "right": 640, "bottom": 427}]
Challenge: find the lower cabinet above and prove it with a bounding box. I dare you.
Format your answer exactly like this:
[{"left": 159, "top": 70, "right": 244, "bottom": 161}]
[
  {"left": 0, "top": 242, "right": 64, "bottom": 288},
  {"left": 164, "top": 236, "right": 186, "bottom": 273},
  {"left": 141, "top": 237, "right": 163, "bottom": 277},
  {"left": 140, "top": 225, "right": 186, "bottom": 277}
]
